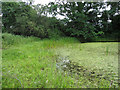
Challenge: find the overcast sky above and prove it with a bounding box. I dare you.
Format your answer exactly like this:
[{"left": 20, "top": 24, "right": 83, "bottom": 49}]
[
  {"left": 33, "top": 0, "right": 55, "bottom": 5},
  {"left": 21, "top": 0, "right": 55, "bottom": 5},
  {"left": 33, "top": 0, "right": 110, "bottom": 5},
  {"left": 33, "top": 0, "right": 110, "bottom": 11},
  {"left": 22, "top": 0, "right": 111, "bottom": 19},
  {"left": 33, "top": 0, "right": 65, "bottom": 19}
]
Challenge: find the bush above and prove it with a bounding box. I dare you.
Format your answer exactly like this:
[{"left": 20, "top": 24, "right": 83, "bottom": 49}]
[
  {"left": 47, "top": 28, "right": 65, "bottom": 39},
  {"left": 2, "top": 33, "right": 40, "bottom": 48}
]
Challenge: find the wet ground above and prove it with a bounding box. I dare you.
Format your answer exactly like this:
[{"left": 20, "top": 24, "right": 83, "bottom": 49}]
[{"left": 56, "top": 55, "right": 118, "bottom": 88}]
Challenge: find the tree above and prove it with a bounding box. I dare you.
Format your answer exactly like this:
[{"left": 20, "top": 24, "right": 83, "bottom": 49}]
[
  {"left": 2, "top": 2, "right": 47, "bottom": 38},
  {"left": 100, "top": 2, "right": 120, "bottom": 38},
  {"left": 46, "top": 1, "right": 102, "bottom": 41},
  {"left": 2, "top": 2, "right": 64, "bottom": 38}
]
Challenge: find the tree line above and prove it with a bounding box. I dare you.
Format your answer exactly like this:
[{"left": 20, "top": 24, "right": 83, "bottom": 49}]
[{"left": 2, "top": 1, "right": 120, "bottom": 42}]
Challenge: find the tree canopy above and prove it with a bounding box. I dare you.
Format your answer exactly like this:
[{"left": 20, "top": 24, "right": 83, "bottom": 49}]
[{"left": 2, "top": 1, "right": 120, "bottom": 41}]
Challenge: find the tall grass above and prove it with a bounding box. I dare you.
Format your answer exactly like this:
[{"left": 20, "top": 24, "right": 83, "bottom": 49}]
[
  {"left": 2, "top": 33, "right": 41, "bottom": 49},
  {"left": 2, "top": 33, "right": 117, "bottom": 88},
  {"left": 2, "top": 33, "right": 80, "bottom": 88}
]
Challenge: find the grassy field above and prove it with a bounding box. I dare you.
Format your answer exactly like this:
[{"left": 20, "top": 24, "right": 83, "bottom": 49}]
[{"left": 2, "top": 33, "right": 119, "bottom": 88}]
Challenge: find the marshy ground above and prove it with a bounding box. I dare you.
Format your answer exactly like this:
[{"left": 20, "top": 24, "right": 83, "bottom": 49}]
[{"left": 2, "top": 33, "right": 119, "bottom": 88}]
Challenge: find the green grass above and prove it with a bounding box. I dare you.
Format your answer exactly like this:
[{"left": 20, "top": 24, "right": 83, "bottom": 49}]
[
  {"left": 2, "top": 33, "right": 119, "bottom": 88},
  {"left": 56, "top": 42, "right": 118, "bottom": 72}
]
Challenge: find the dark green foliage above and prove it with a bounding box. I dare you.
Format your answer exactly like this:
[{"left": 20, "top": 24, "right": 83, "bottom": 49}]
[
  {"left": 2, "top": 2, "right": 63, "bottom": 38},
  {"left": 2, "top": 2, "right": 18, "bottom": 29},
  {"left": 100, "top": 2, "right": 120, "bottom": 36},
  {"left": 46, "top": 2, "right": 104, "bottom": 41},
  {"left": 111, "top": 15, "right": 120, "bottom": 38},
  {"left": 2, "top": 1, "right": 119, "bottom": 42},
  {"left": 46, "top": 1, "right": 119, "bottom": 41},
  {"left": 2, "top": 2, "right": 42, "bottom": 37},
  {"left": 35, "top": 15, "right": 65, "bottom": 38},
  {"left": 46, "top": 17, "right": 65, "bottom": 38}
]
